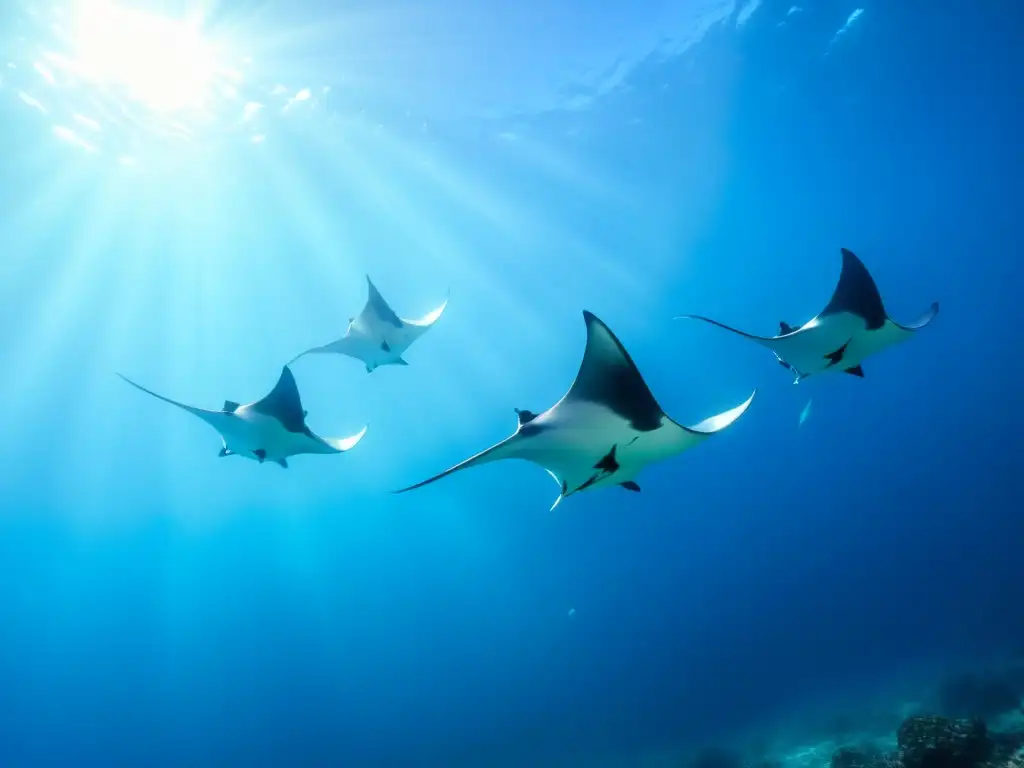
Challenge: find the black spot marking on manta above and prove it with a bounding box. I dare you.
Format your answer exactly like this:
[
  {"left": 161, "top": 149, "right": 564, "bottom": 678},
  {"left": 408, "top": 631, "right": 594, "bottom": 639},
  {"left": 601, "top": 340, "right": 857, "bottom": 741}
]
[
  {"left": 568, "top": 312, "right": 666, "bottom": 432},
  {"left": 621, "top": 481, "right": 641, "bottom": 492},
  {"left": 251, "top": 366, "right": 308, "bottom": 434},
  {"left": 779, "top": 321, "right": 797, "bottom": 335},
  {"left": 594, "top": 445, "right": 620, "bottom": 474},
  {"left": 366, "top": 277, "right": 403, "bottom": 329},
  {"left": 253, "top": 449, "right": 267, "bottom": 462},
  {"left": 223, "top": 400, "right": 240, "bottom": 413},
  {"left": 381, "top": 340, "right": 391, "bottom": 353},
  {"left": 824, "top": 340, "right": 851, "bottom": 367},
  {"left": 820, "top": 248, "right": 887, "bottom": 330},
  {"left": 844, "top": 364, "right": 865, "bottom": 378},
  {"left": 575, "top": 445, "right": 623, "bottom": 493},
  {"left": 276, "top": 458, "right": 289, "bottom": 469}
]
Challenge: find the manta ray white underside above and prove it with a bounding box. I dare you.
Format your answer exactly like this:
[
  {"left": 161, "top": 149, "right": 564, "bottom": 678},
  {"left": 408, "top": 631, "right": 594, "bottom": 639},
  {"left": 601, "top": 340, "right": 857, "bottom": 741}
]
[{"left": 395, "top": 311, "right": 755, "bottom": 510}]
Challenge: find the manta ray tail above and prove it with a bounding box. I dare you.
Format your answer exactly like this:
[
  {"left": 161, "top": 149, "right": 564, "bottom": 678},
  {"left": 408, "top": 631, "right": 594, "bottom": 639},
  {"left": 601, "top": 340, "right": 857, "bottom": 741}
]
[{"left": 322, "top": 425, "right": 369, "bottom": 453}]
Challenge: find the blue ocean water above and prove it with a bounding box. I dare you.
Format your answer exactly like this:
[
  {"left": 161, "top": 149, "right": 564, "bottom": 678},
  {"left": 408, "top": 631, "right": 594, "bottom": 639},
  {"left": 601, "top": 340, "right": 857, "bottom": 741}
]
[{"left": 0, "top": 0, "right": 1021, "bottom": 765}]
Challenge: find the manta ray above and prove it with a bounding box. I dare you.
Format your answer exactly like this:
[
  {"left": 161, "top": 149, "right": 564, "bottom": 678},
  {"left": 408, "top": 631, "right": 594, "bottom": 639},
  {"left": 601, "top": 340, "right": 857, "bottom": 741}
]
[
  {"left": 291, "top": 276, "right": 448, "bottom": 373},
  {"left": 117, "top": 365, "right": 367, "bottom": 468},
  {"left": 677, "top": 248, "right": 939, "bottom": 382},
  {"left": 394, "top": 310, "right": 755, "bottom": 510}
]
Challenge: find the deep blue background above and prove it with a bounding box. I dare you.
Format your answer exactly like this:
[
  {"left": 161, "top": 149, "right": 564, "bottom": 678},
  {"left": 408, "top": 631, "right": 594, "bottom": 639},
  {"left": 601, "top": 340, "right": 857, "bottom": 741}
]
[{"left": 0, "top": 0, "right": 1021, "bottom": 765}]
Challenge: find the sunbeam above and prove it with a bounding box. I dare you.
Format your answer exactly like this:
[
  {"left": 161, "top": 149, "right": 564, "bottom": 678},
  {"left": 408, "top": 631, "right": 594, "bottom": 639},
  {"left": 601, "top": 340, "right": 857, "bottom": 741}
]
[{"left": 64, "top": 1, "right": 225, "bottom": 114}]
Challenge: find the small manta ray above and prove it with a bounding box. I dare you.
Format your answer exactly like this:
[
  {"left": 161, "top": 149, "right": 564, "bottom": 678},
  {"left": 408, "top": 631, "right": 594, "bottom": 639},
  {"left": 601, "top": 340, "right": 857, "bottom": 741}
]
[
  {"left": 394, "top": 311, "right": 755, "bottom": 511},
  {"left": 677, "top": 248, "right": 939, "bottom": 383},
  {"left": 290, "top": 276, "right": 449, "bottom": 373},
  {"left": 117, "top": 365, "right": 367, "bottom": 468}
]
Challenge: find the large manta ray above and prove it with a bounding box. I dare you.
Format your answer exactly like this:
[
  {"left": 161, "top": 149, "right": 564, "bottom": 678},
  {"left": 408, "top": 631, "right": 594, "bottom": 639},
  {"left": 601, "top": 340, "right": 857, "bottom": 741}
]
[
  {"left": 291, "top": 276, "right": 448, "bottom": 373},
  {"left": 395, "top": 311, "right": 756, "bottom": 510},
  {"left": 677, "top": 248, "right": 939, "bottom": 382},
  {"left": 118, "top": 365, "right": 367, "bottom": 467}
]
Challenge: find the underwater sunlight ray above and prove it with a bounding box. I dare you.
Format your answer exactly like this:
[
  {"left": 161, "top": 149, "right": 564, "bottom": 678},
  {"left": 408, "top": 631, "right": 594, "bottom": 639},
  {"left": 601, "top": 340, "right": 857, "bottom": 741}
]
[
  {"left": 265, "top": 116, "right": 534, "bottom": 401},
  {"left": 20, "top": 176, "right": 157, "bottom": 524}
]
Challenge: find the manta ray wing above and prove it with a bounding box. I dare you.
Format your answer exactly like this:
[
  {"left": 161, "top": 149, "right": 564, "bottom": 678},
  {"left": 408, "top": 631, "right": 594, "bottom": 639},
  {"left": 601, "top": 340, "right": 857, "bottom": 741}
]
[
  {"left": 318, "top": 424, "right": 369, "bottom": 453},
  {"left": 390, "top": 292, "right": 450, "bottom": 349},
  {"left": 394, "top": 424, "right": 579, "bottom": 510},
  {"left": 117, "top": 373, "right": 230, "bottom": 430},
  {"left": 675, "top": 314, "right": 798, "bottom": 346},
  {"left": 404, "top": 292, "right": 449, "bottom": 329},
  {"left": 559, "top": 310, "right": 668, "bottom": 432},
  {"left": 248, "top": 366, "right": 308, "bottom": 434},
  {"left": 683, "top": 389, "right": 757, "bottom": 436},
  {"left": 865, "top": 300, "right": 941, "bottom": 351},
  {"left": 891, "top": 301, "right": 940, "bottom": 332},
  {"left": 364, "top": 276, "right": 403, "bottom": 329},
  {"left": 820, "top": 248, "right": 888, "bottom": 330}
]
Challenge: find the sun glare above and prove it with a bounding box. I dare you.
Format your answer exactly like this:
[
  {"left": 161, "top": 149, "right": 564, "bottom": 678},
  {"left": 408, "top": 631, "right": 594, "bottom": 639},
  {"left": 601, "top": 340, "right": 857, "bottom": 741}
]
[{"left": 66, "top": 1, "right": 222, "bottom": 113}]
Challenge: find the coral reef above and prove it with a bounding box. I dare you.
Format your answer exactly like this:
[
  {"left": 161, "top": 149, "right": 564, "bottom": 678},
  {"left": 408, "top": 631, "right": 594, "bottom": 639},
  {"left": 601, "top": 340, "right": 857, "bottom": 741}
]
[
  {"left": 673, "top": 669, "right": 1024, "bottom": 768},
  {"left": 786, "top": 714, "right": 1024, "bottom": 768},
  {"left": 897, "top": 716, "right": 992, "bottom": 768}
]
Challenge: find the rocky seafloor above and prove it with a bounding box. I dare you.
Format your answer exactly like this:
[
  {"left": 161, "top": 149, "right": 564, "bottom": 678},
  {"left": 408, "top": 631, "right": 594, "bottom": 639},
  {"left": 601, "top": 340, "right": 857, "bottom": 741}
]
[{"left": 672, "top": 666, "right": 1024, "bottom": 768}]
